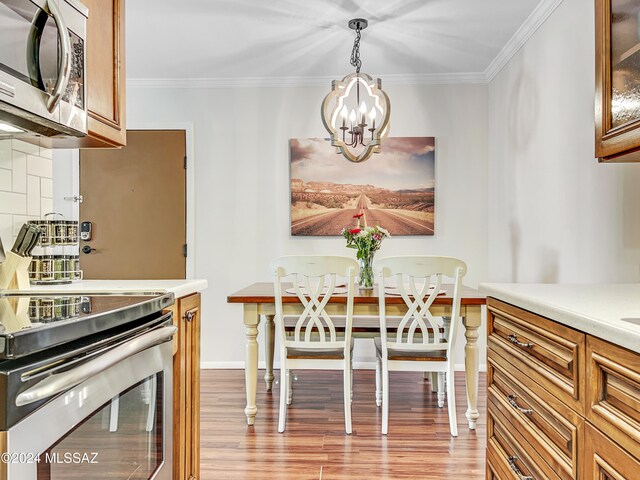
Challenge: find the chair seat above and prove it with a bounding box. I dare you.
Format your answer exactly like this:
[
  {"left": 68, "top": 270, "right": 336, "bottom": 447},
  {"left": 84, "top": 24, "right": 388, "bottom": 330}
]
[
  {"left": 286, "top": 338, "right": 354, "bottom": 360},
  {"left": 374, "top": 337, "right": 447, "bottom": 362}
]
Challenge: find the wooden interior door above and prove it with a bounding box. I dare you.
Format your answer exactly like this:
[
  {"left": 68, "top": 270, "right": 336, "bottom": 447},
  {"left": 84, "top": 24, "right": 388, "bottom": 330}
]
[{"left": 79, "top": 130, "right": 186, "bottom": 279}]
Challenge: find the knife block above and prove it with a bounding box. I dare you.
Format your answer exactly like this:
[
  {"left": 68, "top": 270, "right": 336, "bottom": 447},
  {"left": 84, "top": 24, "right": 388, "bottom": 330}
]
[
  {"left": 0, "top": 252, "right": 32, "bottom": 290},
  {"left": 0, "top": 297, "right": 31, "bottom": 331}
]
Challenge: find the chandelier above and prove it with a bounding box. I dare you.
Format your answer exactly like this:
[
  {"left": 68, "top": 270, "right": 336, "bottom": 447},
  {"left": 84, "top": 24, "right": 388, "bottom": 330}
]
[{"left": 321, "top": 18, "right": 391, "bottom": 163}]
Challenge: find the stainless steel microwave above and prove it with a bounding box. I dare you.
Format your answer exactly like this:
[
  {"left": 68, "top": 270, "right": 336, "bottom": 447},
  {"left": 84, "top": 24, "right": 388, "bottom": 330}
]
[{"left": 0, "top": 0, "right": 88, "bottom": 139}]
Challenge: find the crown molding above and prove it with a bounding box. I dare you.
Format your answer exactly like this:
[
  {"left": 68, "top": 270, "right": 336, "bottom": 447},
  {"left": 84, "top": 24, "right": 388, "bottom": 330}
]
[
  {"left": 127, "top": 76, "right": 332, "bottom": 89},
  {"left": 127, "top": 0, "right": 564, "bottom": 90},
  {"left": 484, "top": 0, "right": 565, "bottom": 82},
  {"left": 383, "top": 72, "right": 487, "bottom": 85},
  {"left": 127, "top": 72, "right": 488, "bottom": 89}
]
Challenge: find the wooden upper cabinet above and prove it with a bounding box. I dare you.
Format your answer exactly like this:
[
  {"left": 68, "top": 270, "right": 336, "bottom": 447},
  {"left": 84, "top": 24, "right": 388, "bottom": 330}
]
[
  {"left": 53, "top": 0, "right": 126, "bottom": 148},
  {"left": 596, "top": 0, "right": 640, "bottom": 162}
]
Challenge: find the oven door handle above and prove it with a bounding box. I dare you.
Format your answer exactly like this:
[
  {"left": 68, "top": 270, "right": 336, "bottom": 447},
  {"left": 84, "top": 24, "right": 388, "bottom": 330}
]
[{"left": 15, "top": 325, "right": 177, "bottom": 407}]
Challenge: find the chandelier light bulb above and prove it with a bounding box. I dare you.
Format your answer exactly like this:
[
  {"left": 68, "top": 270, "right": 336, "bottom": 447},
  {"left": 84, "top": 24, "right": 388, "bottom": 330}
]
[
  {"left": 369, "top": 107, "right": 377, "bottom": 130},
  {"left": 359, "top": 101, "right": 367, "bottom": 114},
  {"left": 349, "top": 109, "right": 356, "bottom": 123}
]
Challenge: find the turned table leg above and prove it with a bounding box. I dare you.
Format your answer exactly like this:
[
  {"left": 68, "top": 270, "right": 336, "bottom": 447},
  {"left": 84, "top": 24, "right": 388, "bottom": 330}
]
[
  {"left": 264, "top": 315, "right": 275, "bottom": 391},
  {"left": 243, "top": 304, "right": 260, "bottom": 426},
  {"left": 463, "top": 306, "right": 482, "bottom": 430}
]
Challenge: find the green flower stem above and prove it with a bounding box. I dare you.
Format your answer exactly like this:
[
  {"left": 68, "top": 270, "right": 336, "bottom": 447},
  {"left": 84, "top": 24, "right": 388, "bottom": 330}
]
[{"left": 359, "top": 251, "right": 375, "bottom": 290}]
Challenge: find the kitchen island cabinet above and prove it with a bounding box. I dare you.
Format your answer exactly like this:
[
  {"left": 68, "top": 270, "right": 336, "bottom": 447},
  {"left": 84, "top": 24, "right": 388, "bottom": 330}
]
[
  {"left": 481, "top": 284, "right": 640, "bottom": 480},
  {"left": 170, "top": 292, "right": 201, "bottom": 480}
]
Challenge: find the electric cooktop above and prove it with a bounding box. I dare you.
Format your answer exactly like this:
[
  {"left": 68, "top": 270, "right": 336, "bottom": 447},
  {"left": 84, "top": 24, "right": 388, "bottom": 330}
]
[{"left": 0, "top": 292, "right": 174, "bottom": 359}]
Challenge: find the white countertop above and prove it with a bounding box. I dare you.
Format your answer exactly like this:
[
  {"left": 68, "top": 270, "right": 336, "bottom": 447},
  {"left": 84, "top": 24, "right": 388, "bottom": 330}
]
[
  {"left": 27, "top": 279, "right": 208, "bottom": 300},
  {"left": 480, "top": 283, "right": 640, "bottom": 354}
]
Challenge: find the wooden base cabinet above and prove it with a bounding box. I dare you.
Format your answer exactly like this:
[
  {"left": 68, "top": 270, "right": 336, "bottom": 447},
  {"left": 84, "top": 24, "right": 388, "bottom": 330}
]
[
  {"left": 487, "top": 298, "right": 640, "bottom": 480},
  {"left": 583, "top": 424, "right": 640, "bottom": 480},
  {"left": 171, "top": 293, "right": 201, "bottom": 480},
  {"left": 586, "top": 336, "right": 640, "bottom": 457}
]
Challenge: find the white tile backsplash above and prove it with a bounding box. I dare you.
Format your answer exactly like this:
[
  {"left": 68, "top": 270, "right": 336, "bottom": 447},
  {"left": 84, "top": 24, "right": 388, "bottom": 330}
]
[
  {"left": 0, "top": 192, "right": 26, "bottom": 215},
  {"left": 0, "top": 214, "right": 12, "bottom": 252},
  {"left": 27, "top": 154, "right": 52, "bottom": 179},
  {"left": 0, "top": 140, "right": 11, "bottom": 169},
  {"left": 11, "top": 151, "right": 26, "bottom": 193},
  {"left": 39, "top": 147, "right": 53, "bottom": 159},
  {"left": 11, "top": 139, "right": 40, "bottom": 155},
  {"left": 12, "top": 215, "right": 37, "bottom": 235},
  {"left": 41, "top": 197, "right": 53, "bottom": 216},
  {"left": 27, "top": 175, "right": 40, "bottom": 216},
  {"left": 41, "top": 178, "right": 53, "bottom": 198},
  {"left": 0, "top": 169, "right": 11, "bottom": 191},
  {"left": 0, "top": 141, "right": 55, "bottom": 244}
]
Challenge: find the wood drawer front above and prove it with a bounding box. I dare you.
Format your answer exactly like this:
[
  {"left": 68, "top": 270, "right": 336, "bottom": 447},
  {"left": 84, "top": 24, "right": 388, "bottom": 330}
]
[
  {"left": 487, "top": 410, "right": 559, "bottom": 480},
  {"left": 586, "top": 335, "right": 640, "bottom": 457},
  {"left": 487, "top": 458, "right": 510, "bottom": 480},
  {"left": 488, "top": 361, "right": 582, "bottom": 480},
  {"left": 583, "top": 423, "right": 640, "bottom": 480},
  {"left": 488, "top": 298, "right": 585, "bottom": 413}
]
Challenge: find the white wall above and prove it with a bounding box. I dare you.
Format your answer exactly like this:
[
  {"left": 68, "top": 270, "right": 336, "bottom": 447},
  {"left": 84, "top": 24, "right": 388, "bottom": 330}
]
[
  {"left": 126, "top": 83, "right": 489, "bottom": 367},
  {"left": 488, "top": 0, "right": 640, "bottom": 284},
  {"left": 52, "top": 149, "right": 79, "bottom": 221}
]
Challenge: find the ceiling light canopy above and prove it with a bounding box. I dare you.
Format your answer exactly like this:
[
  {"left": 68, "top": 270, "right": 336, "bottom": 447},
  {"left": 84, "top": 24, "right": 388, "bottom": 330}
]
[{"left": 321, "top": 18, "right": 390, "bottom": 163}]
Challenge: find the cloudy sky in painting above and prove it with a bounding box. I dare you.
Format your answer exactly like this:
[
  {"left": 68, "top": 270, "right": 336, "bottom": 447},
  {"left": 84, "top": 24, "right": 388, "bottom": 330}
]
[{"left": 290, "top": 137, "right": 435, "bottom": 190}]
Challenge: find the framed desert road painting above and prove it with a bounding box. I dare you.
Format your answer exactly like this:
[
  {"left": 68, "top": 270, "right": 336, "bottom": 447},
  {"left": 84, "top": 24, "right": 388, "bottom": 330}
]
[{"left": 290, "top": 137, "right": 435, "bottom": 236}]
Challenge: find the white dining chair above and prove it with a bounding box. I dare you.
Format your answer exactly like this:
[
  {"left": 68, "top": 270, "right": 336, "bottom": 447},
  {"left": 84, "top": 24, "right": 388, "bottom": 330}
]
[
  {"left": 373, "top": 255, "right": 467, "bottom": 437},
  {"left": 271, "top": 255, "right": 359, "bottom": 434}
]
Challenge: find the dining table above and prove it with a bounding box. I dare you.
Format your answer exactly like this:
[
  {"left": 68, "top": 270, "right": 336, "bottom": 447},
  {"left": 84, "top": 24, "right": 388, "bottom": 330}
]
[{"left": 227, "top": 282, "right": 486, "bottom": 429}]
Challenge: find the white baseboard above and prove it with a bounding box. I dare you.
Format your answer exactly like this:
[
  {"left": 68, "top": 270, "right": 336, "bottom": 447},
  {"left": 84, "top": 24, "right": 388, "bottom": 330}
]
[
  {"left": 200, "top": 361, "right": 487, "bottom": 373},
  {"left": 200, "top": 361, "right": 253, "bottom": 369}
]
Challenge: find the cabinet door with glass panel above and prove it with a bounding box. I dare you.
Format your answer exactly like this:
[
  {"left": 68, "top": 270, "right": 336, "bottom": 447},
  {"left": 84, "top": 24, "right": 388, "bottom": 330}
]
[{"left": 596, "top": 0, "right": 640, "bottom": 162}]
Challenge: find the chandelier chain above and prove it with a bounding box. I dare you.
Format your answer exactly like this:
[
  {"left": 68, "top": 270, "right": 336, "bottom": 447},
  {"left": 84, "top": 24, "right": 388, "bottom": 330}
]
[{"left": 350, "top": 25, "right": 362, "bottom": 73}]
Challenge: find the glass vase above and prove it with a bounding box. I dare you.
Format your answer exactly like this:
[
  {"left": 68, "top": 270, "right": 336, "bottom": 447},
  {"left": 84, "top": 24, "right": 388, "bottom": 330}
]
[{"left": 358, "top": 252, "right": 375, "bottom": 290}]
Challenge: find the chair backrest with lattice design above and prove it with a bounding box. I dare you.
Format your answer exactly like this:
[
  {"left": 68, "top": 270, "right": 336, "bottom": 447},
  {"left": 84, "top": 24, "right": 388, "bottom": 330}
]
[
  {"left": 271, "top": 255, "right": 358, "bottom": 352},
  {"left": 374, "top": 256, "right": 467, "bottom": 357}
]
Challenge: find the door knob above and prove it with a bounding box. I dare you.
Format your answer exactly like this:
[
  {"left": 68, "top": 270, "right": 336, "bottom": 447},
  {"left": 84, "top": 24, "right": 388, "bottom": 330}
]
[{"left": 81, "top": 245, "right": 96, "bottom": 254}]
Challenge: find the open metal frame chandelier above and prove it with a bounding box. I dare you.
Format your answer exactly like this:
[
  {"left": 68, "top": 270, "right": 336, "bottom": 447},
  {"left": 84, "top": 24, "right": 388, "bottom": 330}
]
[{"left": 321, "top": 18, "right": 391, "bottom": 163}]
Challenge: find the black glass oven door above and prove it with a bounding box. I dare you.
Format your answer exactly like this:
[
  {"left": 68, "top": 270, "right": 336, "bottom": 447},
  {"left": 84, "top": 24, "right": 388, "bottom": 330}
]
[
  {"left": 37, "top": 375, "right": 164, "bottom": 480},
  {"left": 4, "top": 336, "right": 173, "bottom": 480}
]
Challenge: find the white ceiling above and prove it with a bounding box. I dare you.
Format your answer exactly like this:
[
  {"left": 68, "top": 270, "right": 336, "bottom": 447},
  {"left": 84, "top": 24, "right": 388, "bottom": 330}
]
[{"left": 125, "top": 0, "right": 544, "bottom": 82}]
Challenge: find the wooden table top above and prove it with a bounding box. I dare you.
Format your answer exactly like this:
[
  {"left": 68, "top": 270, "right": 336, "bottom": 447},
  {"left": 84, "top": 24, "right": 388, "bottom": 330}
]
[{"left": 227, "top": 282, "right": 486, "bottom": 306}]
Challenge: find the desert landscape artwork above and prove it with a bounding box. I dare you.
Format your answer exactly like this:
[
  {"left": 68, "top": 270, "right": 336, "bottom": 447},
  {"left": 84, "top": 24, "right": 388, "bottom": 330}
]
[{"left": 290, "top": 137, "right": 435, "bottom": 236}]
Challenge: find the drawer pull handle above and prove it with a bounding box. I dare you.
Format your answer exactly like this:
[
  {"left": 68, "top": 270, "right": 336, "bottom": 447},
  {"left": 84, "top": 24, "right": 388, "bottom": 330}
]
[
  {"left": 508, "top": 394, "right": 533, "bottom": 415},
  {"left": 508, "top": 456, "right": 534, "bottom": 480},
  {"left": 508, "top": 334, "right": 533, "bottom": 348}
]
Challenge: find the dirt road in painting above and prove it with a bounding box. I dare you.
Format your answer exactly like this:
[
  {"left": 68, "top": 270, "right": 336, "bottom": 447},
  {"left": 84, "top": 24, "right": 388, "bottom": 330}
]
[{"left": 291, "top": 194, "right": 434, "bottom": 236}]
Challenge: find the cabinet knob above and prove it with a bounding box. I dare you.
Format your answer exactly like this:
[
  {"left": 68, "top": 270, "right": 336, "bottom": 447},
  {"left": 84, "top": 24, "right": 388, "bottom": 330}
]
[{"left": 184, "top": 311, "right": 196, "bottom": 322}]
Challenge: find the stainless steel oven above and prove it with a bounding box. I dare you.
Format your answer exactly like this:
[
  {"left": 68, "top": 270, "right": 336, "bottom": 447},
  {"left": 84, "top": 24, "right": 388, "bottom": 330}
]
[
  {"left": 0, "top": 0, "right": 88, "bottom": 138},
  {"left": 0, "top": 293, "right": 176, "bottom": 480}
]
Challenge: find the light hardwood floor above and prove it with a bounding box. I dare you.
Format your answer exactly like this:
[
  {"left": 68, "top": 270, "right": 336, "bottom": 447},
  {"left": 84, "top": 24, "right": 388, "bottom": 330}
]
[{"left": 200, "top": 369, "right": 486, "bottom": 479}]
